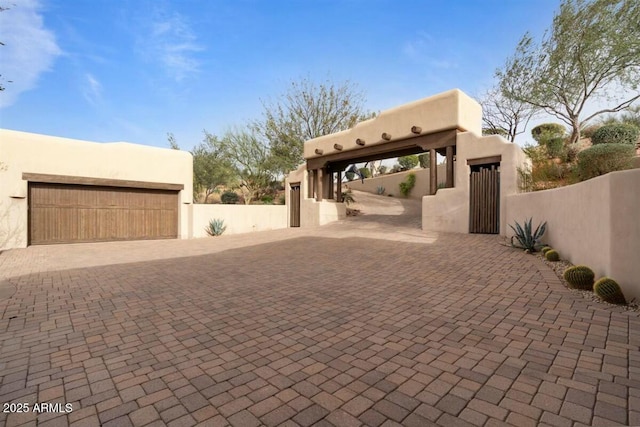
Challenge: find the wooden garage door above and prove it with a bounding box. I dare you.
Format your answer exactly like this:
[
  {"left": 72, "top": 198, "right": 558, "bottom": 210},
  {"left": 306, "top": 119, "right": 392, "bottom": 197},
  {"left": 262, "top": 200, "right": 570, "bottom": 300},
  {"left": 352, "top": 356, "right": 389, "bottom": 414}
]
[{"left": 29, "top": 183, "right": 179, "bottom": 245}]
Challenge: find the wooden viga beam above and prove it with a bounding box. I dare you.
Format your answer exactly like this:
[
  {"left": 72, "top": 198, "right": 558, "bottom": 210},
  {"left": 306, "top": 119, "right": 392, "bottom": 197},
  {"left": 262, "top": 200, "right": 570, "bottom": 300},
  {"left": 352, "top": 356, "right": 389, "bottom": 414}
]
[
  {"left": 355, "top": 138, "right": 366, "bottom": 146},
  {"left": 315, "top": 148, "right": 324, "bottom": 155},
  {"left": 381, "top": 132, "right": 391, "bottom": 141},
  {"left": 333, "top": 143, "right": 343, "bottom": 151},
  {"left": 411, "top": 126, "right": 422, "bottom": 134}
]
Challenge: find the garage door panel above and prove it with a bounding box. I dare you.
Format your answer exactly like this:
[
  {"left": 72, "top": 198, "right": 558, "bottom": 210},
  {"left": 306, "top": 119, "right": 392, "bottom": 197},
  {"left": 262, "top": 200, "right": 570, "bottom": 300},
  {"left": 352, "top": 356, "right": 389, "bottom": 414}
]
[{"left": 29, "top": 183, "right": 178, "bottom": 245}]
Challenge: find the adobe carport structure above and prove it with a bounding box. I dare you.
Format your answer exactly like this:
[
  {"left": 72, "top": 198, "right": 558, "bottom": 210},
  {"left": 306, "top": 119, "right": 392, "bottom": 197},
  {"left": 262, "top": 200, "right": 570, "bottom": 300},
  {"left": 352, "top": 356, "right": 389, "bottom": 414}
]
[{"left": 285, "top": 89, "right": 528, "bottom": 234}]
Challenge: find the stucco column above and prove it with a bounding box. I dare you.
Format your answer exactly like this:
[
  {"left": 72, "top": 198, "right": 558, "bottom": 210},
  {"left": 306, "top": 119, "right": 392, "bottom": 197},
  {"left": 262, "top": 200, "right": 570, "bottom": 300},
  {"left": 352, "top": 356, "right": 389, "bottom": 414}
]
[
  {"left": 307, "top": 169, "right": 315, "bottom": 199},
  {"left": 446, "top": 145, "right": 454, "bottom": 188},
  {"left": 429, "top": 148, "right": 437, "bottom": 195},
  {"left": 336, "top": 170, "right": 343, "bottom": 202},
  {"left": 315, "top": 168, "right": 323, "bottom": 201}
]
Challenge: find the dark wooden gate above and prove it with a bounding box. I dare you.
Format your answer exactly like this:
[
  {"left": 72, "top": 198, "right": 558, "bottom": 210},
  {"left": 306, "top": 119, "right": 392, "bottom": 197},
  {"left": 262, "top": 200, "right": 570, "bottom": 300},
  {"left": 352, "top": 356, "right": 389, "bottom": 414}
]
[
  {"left": 469, "top": 164, "right": 500, "bottom": 234},
  {"left": 290, "top": 183, "right": 300, "bottom": 227}
]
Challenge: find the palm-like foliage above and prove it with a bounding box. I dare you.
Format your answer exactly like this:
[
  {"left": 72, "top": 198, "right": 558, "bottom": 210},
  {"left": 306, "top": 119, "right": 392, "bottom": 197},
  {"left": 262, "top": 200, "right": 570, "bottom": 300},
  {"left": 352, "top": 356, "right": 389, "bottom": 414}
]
[{"left": 509, "top": 218, "right": 547, "bottom": 251}]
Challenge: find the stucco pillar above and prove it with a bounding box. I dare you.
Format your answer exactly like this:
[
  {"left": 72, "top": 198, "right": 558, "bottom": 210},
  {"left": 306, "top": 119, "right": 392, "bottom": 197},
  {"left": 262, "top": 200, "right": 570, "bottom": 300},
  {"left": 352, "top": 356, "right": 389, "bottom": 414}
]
[
  {"left": 429, "top": 149, "right": 437, "bottom": 195},
  {"left": 446, "top": 145, "right": 454, "bottom": 188},
  {"left": 336, "top": 170, "right": 343, "bottom": 202},
  {"left": 307, "top": 169, "right": 315, "bottom": 199},
  {"left": 315, "top": 168, "right": 323, "bottom": 201}
]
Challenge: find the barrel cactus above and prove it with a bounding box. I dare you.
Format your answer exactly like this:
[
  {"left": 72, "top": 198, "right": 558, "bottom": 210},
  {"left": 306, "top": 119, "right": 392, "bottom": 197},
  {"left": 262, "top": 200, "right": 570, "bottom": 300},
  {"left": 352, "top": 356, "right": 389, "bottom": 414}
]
[
  {"left": 563, "top": 266, "right": 595, "bottom": 290},
  {"left": 541, "top": 246, "right": 553, "bottom": 254},
  {"left": 545, "top": 249, "right": 560, "bottom": 261},
  {"left": 594, "top": 278, "right": 626, "bottom": 305}
]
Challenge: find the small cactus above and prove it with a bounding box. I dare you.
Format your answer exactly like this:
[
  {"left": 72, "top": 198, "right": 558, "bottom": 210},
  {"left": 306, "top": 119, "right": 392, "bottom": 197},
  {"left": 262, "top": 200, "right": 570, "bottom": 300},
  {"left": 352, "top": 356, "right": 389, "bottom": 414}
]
[
  {"left": 563, "top": 266, "right": 595, "bottom": 290},
  {"left": 545, "top": 249, "right": 560, "bottom": 261},
  {"left": 594, "top": 278, "right": 626, "bottom": 305},
  {"left": 541, "top": 246, "right": 552, "bottom": 254}
]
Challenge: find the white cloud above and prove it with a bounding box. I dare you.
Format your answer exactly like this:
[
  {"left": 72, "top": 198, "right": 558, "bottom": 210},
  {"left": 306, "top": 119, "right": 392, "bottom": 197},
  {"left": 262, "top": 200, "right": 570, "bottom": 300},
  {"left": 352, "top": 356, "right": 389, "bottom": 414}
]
[
  {"left": 82, "top": 73, "right": 102, "bottom": 106},
  {"left": 0, "top": 0, "right": 62, "bottom": 108},
  {"left": 138, "top": 10, "right": 204, "bottom": 82}
]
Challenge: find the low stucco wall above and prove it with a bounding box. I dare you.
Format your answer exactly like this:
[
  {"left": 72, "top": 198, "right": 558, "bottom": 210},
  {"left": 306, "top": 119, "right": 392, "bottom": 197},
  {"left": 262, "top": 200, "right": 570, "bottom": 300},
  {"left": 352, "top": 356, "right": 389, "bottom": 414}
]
[
  {"left": 0, "top": 129, "right": 193, "bottom": 249},
  {"left": 191, "top": 204, "right": 287, "bottom": 238},
  {"left": 344, "top": 166, "right": 449, "bottom": 200},
  {"left": 422, "top": 132, "right": 528, "bottom": 234},
  {"left": 505, "top": 169, "right": 640, "bottom": 301}
]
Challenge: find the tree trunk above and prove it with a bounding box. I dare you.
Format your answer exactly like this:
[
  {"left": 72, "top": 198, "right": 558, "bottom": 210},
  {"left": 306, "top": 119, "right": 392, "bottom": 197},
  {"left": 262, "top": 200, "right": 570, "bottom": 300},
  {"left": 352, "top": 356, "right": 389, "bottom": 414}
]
[{"left": 569, "top": 118, "right": 581, "bottom": 144}]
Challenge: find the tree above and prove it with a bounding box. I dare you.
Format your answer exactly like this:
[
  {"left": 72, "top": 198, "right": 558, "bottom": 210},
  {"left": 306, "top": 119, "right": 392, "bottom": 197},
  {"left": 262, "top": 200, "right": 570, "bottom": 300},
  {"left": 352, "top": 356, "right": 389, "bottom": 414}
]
[
  {"left": 478, "top": 87, "right": 538, "bottom": 142},
  {"left": 497, "top": 0, "right": 640, "bottom": 144},
  {"left": 398, "top": 155, "right": 419, "bottom": 170},
  {"left": 255, "top": 77, "right": 375, "bottom": 175},
  {"left": 218, "top": 128, "right": 275, "bottom": 204},
  {"left": 168, "top": 133, "right": 235, "bottom": 203},
  {"left": 418, "top": 152, "right": 431, "bottom": 168}
]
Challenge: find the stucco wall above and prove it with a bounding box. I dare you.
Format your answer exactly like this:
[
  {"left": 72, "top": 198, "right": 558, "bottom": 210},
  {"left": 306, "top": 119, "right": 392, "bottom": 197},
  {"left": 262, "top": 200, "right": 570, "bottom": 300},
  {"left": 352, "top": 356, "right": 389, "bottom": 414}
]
[
  {"left": 422, "top": 132, "right": 528, "bottom": 234},
  {"left": 344, "top": 166, "right": 449, "bottom": 200},
  {"left": 0, "top": 129, "right": 193, "bottom": 249},
  {"left": 191, "top": 204, "right": 287, "bottom": 238},
  {"left": 505, "top": 169, "right": 640, "bottom": 301}
]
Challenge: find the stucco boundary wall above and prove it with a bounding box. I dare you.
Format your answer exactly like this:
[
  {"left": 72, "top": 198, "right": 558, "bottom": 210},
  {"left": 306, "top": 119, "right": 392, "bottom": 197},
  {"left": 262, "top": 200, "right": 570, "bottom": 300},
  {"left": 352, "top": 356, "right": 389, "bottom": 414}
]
[
  {"left": 343, "top": 165, "right": 449, "bottom": 200},
  {"left": 190, "top": 204, "right": 287, "bottom": 238},
  {"left": 505, "top": 168, "right": 640, "bottom": 301}
]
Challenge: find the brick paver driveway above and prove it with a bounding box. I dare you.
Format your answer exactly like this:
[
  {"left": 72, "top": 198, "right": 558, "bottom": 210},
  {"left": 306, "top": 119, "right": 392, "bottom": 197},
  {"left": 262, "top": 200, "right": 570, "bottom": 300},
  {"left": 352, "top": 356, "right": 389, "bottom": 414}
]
[{"left": 1, "top": 205, "right": 639, "bottom": 426}]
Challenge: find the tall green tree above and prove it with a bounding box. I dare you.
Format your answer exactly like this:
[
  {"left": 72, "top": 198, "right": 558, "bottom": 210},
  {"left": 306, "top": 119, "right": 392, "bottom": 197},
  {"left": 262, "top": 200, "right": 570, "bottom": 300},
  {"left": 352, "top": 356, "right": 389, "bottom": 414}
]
[
  {"left": 254, "top": 77, "right": 375, "bottom": 175},
  {"left": 497, "top": 0, "right": 640, "bottom": 144},
  {"left": 218, "top": 128, "right": 275, "bottom": 204}
]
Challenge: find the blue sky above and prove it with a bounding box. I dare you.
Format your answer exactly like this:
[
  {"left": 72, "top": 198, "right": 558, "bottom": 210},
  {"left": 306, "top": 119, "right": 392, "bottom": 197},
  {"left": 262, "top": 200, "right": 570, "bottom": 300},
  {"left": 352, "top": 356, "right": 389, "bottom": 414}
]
[{"left": 0, "top": 0, "right": 563, "bottom": 150}]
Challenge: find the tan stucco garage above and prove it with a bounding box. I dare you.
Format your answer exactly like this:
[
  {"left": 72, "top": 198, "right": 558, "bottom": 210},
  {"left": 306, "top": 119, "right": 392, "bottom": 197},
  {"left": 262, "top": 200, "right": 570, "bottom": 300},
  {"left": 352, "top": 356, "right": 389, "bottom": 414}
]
[{"left": 0, "top": 129, "right": 193, "bottom": 249}]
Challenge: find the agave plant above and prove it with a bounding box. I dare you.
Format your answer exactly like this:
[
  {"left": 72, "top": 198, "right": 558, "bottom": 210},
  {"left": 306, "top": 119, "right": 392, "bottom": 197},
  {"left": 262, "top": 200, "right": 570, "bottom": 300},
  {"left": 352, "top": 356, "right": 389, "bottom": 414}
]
[
  {"left": 205, "top": 218, "right": 226, "bottom": 236},
  {"left": 509, "top": 218, "right": 547, "bottom": 252}
]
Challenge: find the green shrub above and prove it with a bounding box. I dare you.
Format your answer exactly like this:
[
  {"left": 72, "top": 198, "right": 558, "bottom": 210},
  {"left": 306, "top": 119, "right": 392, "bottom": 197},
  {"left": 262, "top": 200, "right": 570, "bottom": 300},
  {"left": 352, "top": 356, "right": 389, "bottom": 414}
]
[
  {"left": 205, "top": 218, "right": 226, "bottom": 236},
  {"left": 390, "top": 164, "right": 402, "bottom": 174},
  {"left": 575, "top": 144, "right": 635, "bottom": 181},
  {"left": 591, "top": 123, "right": 640, "bottom": 146},
  {"left": 221, "top": 190, "right": 239, "bottom": 204},
  {"left": 562, "top": 144, "right": 580, "bottom": 163},
  {"left": 398, "top": 155, "right": 419, "bottom": 170},
  {"left": 482, "top": 127, "right": 508, "bottom": 137},
  {"left": 345, "top": 171, "right": 355, "bottom": 181},
  {"left": 541, "top": 246, "right": 553, "bottom": 254},
  {"left": 531, "top": 123, "right": 566, "bottom": 143},
  {"left": 545, "top": 137, "right": 564, "bottom": 158},
  {"left": 594, "top": 277, "right": 626, "bottom": 304},
  {"left": 358, "top": 167, "right": 371, "bottom": 179},
  {"left": 278, "top": 194, "right": 286, "bottom": 205},
  {"left": 563, "top": 266, "right": 595, "bottom": 290},
  {"left": 261, "top": 195, "right": 274, "bottom": 204},
  {"left": 399, "top": 173, "right": 416, "bottom": 197},
  {"left": 418, "top": 153, "right": 431, "bottom": 168},
  {"left": 545, "top": 249, "right": 560, "bottom": 261},
  {"left": 378, "top": 165, "right": 388, "bottom": 175},
  {"left": 581, "top": 124, "right": 601, "bottom": 140}
]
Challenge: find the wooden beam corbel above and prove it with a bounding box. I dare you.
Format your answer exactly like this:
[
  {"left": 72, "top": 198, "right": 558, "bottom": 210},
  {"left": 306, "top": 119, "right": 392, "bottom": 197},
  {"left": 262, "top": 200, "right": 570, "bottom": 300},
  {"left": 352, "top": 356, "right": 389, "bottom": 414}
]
[
  {"left": 315, "top": 148, "right": 324, "bottom": 155},
  {"left": 333, "top": 143, "right": 343, "bottom": 151},
  {"left": 355, "top": 138, "right": 366, "bottom": 146},
  {"left": 411, "top": 126, "right": 422, "bottom": 134},
  {"left": 381, "top": 133, "right": 391, "bottom": 141}
]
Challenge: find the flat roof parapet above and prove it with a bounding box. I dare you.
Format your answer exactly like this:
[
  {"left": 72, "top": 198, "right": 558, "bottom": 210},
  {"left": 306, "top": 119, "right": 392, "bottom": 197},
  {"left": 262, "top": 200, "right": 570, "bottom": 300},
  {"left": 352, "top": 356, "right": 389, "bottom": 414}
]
[{"left": 303, "top": 89, "right": 482, "bottom": 160}]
